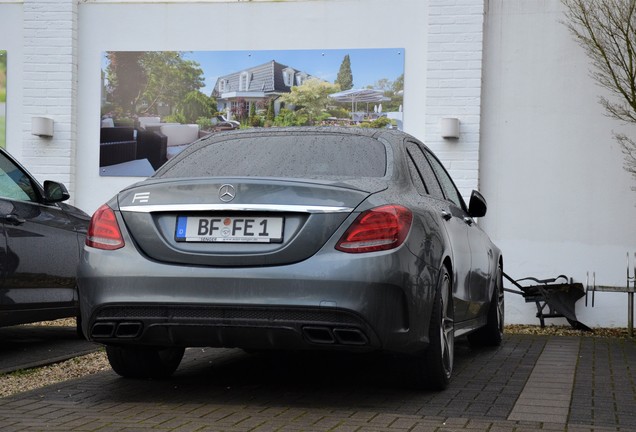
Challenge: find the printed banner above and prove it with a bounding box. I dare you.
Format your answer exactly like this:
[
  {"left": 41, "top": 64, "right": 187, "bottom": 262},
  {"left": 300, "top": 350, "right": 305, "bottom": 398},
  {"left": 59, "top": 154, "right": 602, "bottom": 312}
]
[{"left": 100, "top": 48, "right": 404, "bottom": 176}]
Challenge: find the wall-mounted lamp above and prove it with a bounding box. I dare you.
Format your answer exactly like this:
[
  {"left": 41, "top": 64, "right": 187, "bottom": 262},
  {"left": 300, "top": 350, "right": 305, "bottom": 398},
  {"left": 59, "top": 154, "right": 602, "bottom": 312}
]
[
  {"left": 440, "top": 117, "right": 460, "bottom": 139},
  {"left": 32, "top": 116, "right": 54, "bottom": 138}
]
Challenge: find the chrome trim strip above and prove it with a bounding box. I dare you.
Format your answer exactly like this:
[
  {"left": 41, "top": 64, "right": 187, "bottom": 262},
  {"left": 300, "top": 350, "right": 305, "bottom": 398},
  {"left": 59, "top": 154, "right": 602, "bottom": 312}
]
[{"left": 119, "top": 204, "right": 354, "bottom": 214}]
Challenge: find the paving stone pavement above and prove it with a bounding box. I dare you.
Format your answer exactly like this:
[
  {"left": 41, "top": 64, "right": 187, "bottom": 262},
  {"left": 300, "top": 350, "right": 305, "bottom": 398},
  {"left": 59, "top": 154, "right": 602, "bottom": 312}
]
[
  {"left": 0, "top": 334, "right": 634, "bottom": 431},
  {"left": 508, "top": 338, "right": 580, "bottom": 423}
]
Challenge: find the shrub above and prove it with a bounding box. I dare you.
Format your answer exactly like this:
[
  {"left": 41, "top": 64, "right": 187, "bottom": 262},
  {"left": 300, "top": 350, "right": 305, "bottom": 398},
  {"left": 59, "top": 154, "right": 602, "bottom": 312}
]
[
  {"left": 273, "top": 108, "right": 309, "bottom": 127},
  {"left": 163, "top": 112, "right": 186, "bottom": 124},
  {"left": 371, "top": 116, "right": 392, "bottom": 128},
  {"left": 196, "top": 117, "right": 213, "bottom": 131},
  {"left": 179, "top": 91, "right": 213, "bottom": 124},
  {"left": 328, "top": 107, "right": 350, "bottom": 119}
]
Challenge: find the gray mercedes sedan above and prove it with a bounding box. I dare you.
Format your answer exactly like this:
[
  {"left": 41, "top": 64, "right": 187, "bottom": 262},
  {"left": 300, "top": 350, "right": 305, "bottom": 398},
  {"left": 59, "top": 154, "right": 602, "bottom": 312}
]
[{"left": 78, "top": 127, "right": 503, "bottom": 390}]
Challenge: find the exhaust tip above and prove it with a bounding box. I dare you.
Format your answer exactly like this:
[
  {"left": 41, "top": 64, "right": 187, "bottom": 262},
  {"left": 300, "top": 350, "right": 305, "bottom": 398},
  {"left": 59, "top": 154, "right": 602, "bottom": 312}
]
[
  {"left": 303, "top": 326, "right": 335, "bottom": 344},
  {"left": 333, "top": 328, "right": 368, "bottom": 345},
  {"left": 90, "top": 321, "right": 143, "bottom": 338},
  {"left": 91, "top": 322, "right": 116, "bottom": 338},
  {"left": 115, "top": 322, "right": 143, "bottom": 338}
]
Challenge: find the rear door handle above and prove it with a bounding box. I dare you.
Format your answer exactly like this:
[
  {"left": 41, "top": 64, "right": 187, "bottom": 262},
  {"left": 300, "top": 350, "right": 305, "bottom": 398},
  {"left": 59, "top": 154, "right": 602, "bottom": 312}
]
[
  {"left": 463, "top": 217, "right": 473, "bottom": 226},
  {"left": 441, "top": 210, "right": 452, "bottom": 221}
]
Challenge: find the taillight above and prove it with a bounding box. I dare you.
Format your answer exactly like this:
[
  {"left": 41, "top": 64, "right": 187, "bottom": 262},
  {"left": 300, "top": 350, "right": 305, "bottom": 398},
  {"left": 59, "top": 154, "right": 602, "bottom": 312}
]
[
  {"left": 86, "top": 204, "right": 125, "bottom": 250},
  {"left": 336, "top": 205, "right": 412, "bottom": 253}
]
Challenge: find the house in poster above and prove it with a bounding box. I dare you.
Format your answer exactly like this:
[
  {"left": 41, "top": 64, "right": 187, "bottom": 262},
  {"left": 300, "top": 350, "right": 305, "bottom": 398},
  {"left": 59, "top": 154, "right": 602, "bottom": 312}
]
[{"left": 212, "top": 60, "right": 316, "bottom": 118}]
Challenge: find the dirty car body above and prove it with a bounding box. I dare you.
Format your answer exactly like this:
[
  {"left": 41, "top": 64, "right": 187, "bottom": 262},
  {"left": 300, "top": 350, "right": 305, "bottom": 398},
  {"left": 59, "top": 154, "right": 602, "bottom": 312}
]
[{"left": 79, "top": 127, "right": 504, "bottom": 389}]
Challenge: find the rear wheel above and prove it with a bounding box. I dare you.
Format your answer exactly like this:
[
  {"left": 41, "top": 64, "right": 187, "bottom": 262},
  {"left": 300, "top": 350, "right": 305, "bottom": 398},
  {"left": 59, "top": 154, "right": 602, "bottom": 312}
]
[
  {"left": 106, "top": 345, "right": 185, "bottom": 379},
  {"left": 468, "top": 265, "right": 504, "bottom": 347},
  {"left": 410, "top": 267, "right": 454, "bottom": 390}
]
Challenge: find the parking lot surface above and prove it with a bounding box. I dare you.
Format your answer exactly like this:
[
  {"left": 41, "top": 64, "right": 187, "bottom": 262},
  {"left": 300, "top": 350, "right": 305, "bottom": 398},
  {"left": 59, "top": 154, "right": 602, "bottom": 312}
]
[{"left": 0, "top": 334, "right": 634, "bottom": 431}]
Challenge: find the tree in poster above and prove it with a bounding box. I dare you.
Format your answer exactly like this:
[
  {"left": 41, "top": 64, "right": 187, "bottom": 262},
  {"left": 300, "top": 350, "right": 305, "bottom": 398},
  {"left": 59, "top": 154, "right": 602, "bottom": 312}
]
[
  {"left": 140, "top": 52, "right": 204, "bottom": 116},
  {"left": 335, "top": 54, "right": 353, "bottom": 90},
  {"left": 279, "top": 78, "right": 341, "bottom": 124},
  {"left": 105, "top": 51, "right": 205, "bottom": 118},
  {"left": 105, "top": 52, "right": 146, "bottom": 116},
  {"left": 231, "top": 98, "right": 248, "bottom": 123},
  {"left": 178, "top": 91, "right": 215, "bottom": 124},
  {"left": 365, "top": 74, "right": 404, "bottom": 112},
  {"left": 266, "top": 98, "right": 275, "bottom": 124}
]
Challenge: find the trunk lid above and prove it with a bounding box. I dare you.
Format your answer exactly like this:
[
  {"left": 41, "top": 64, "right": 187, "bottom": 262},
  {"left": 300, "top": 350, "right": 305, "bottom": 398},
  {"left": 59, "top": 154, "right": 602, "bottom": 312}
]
[{"left": 117, "top": 177, "right": 386, "bottom": 266}]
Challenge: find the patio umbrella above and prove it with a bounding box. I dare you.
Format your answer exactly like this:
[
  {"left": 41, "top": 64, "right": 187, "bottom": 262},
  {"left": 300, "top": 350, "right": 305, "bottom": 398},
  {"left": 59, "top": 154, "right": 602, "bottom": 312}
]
[{"left": 329, "top": 89, "right": 390, "bottom": 114}]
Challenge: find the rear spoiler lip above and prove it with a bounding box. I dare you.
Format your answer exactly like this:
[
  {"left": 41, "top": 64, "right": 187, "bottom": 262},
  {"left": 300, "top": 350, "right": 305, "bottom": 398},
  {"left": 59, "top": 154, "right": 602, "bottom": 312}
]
[{"left": 119, "top": 203, "right": 354, "bottom": 214}]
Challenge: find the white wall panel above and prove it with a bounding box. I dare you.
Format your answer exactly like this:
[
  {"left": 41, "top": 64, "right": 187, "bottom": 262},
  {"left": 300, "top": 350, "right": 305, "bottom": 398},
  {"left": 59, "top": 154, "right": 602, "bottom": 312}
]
[{"left": 481, "top": 0, "right": 636, "bottom": 327}]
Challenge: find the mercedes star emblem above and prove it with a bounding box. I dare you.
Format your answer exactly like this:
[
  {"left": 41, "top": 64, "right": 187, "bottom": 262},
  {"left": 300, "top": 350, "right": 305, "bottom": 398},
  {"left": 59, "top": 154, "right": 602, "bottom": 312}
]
[{"left": 219, "top": 184, "right": 236, "bottom": 202}]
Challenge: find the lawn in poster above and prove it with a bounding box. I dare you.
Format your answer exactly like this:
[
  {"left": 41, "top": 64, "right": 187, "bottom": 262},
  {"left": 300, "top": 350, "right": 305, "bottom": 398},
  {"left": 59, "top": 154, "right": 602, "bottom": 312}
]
[{"left": 100, "top": 48, "right": 404, "bottom": 177}]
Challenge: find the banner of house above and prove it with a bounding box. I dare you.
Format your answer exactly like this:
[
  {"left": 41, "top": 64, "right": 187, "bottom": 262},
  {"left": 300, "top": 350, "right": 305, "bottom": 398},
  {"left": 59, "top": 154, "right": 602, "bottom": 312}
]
[
  {"left": 100, "top": 48, "right": 405, "bottom": 177},
  {"left": 0, "top": 50, "right": 6, "bottom": 149}
]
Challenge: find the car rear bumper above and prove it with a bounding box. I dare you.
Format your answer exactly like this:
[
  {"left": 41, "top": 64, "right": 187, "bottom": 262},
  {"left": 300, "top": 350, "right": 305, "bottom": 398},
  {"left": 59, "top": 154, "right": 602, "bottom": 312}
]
[
  {"left": 78, "top": 245, "right": 438, "bottom": 354},
  {"left": 86, "top": 303, "right": 379, "bottom": 351}
]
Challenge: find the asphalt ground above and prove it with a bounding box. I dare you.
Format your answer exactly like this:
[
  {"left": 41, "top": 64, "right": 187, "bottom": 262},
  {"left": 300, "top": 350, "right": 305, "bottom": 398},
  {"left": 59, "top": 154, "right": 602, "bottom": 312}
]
[{"left": 0, "top": 331, "right": 634, "bottom": 431}]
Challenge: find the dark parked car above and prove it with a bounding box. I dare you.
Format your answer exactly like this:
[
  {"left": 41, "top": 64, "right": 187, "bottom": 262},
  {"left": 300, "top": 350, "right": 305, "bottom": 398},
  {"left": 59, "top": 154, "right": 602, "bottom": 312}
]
[
  {"left": 79, "top": 127, "right": 504, "bottom": 389},
  {"left": 0, "top": 148, "right": 89, "bottom": 327}
]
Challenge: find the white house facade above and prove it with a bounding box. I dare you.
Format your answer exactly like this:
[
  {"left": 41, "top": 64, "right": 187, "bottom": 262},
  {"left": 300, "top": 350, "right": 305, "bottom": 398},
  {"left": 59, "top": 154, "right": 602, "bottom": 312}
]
[
  {"left": 211, "top": 60, "right": 317, "bottom": 118},
  {"left": 1, "top": 0, "right": 635, "bottom": 327}
]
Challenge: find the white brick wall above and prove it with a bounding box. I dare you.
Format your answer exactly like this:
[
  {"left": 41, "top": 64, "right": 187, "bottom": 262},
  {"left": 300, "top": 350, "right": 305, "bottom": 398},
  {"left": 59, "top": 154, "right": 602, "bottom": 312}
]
[
  {"left": 22, "top": 0, "right": 77, "bottom": 201},
  {"left": 425, "top": 0, "right": 485, "bottom": 200}
]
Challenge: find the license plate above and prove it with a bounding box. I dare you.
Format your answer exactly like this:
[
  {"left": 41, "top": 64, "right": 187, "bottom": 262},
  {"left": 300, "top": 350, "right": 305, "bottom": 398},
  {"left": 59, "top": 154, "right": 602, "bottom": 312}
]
[{"left": 175, "top": 215, "right": 284, "bottom": 243}]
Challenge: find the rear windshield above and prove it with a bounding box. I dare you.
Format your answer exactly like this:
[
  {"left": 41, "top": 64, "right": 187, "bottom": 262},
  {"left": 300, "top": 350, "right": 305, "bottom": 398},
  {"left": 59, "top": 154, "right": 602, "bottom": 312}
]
[{"left": 157, "top": 134, "right": 387, "bottom": 179}]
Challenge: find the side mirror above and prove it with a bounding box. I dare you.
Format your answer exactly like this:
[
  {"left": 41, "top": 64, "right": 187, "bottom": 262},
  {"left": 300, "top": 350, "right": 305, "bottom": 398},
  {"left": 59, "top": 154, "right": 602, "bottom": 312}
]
[
  {"left": 468, "top": 190, "right": 487, "bottom": 218},
  {"left": 43, "top": 180, "right": 70, "bottom": 203}
]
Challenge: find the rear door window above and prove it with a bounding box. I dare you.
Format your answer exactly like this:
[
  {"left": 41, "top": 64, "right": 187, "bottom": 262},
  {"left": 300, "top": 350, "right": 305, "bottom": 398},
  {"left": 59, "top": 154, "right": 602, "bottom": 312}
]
[
  {"left": 406, "top": 154, "right": 427, "bottom": 196},
  {"left": 424, "top": 150, "right": 466, "bottom": 211},
  {"left": 406, "top": 142, "right": 444, "bottom": 200}
]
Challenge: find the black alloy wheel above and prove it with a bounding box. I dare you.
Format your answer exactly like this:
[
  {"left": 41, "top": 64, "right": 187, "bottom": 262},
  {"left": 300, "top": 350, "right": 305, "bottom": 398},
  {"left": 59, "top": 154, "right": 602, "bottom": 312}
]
[{"left": 410, "top": 266, "right": 455, "bottom": 390}]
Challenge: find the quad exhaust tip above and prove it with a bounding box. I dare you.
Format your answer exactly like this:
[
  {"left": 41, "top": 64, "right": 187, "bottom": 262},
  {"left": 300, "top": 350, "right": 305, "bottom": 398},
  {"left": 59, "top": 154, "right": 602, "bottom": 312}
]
[{"left": 91, "top": 321, "right": 142, "bottom": 339}]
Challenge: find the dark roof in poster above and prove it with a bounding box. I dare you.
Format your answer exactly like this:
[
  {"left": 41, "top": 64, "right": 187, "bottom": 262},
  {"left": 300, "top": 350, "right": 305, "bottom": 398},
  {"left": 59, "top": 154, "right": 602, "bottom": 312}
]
[{"left": 212, "top": 60, "right": 316, "bottom": 97}]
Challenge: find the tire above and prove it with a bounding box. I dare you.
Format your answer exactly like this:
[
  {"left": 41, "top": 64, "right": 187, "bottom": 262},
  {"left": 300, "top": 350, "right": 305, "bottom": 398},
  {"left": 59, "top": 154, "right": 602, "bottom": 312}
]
[
  {"left": 410, "top": 266, "right": 455, "bottom": 390},
  {"left": 106, "top": 345, "right": 185, "bottom": 379},
  {"left": 468, "top": 265, "right": 504, "bottom": 347}
]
